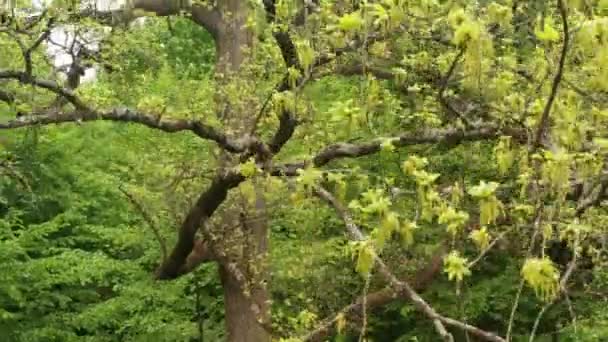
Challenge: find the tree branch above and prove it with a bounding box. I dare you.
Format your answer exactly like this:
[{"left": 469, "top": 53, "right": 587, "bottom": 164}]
[
  {"left": 268, "top": 108, "right": 300, "bottom": 154},
  {"left": 438, "top": 48, "right": 473, "bottom": 128},
  {"left": 155, "top": 170, "right": 244, "bottom": 280},
  {"left": 303, "top": 244, "right": 447, "bottom": 341},
  {"left": 0, "top": 107, "right": 257, "bottom": 153},
  {"left": 22, "top": 18, "right": 54, "bottom": 77},
  {"left": 0, "top": 69, "right": 91, "bottom": 111},
  {"left": 574, "top": 178, "right": 608, "bottom": 217},
  {"left": 533, "top": 0, "right": 570, "bottom": 149},
  {"left": 272, "top": 125, "right": 526, "bottom": 176},
  {"left": 257, "top": 0, "right": 312, "bottom": 152}
]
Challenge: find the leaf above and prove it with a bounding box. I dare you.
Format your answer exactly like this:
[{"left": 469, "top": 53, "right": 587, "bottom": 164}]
[
  {"left": 296, "top": 40, "right": 315, "bottom": 70},
  {"left": 468, "top": 181, "right": 500, "bottom": 198},
  {"left": 336, "top": 313, "right": 346, "bottom": 333},
  {"left": 522, "top": 258, "right": 560, "bottom": 302},
  {"left": 238, "top": 158, "right": 260, "bottom": 178},
  {"left": 438, "top": 207, "right": 469, "bottom": 235},
  {"left": 296, "top": 166, "right": 323, "bottom": 190},
  {"left": 494, "top": 136, "right": 514, "bottom": 175},
  {"left": 399, "top": 221, "right": 417, "bottom": 246},
  {"left": 380, "top": 138, "right": 396, "bottom": 153},
  {"left": 535, "top": 16, "right": 560, "bottom": 42},
  {"left": 358, "top": 188, "right": 392, "bottom": 215},
  {"left": 356, "top": 242, "right": 375, "bottom": 276},
  {"left": 338, "top": 12, "right": 364, "bottom": 32},
  {"left": 443, "top": 251, "right": 471, "bottom": 282},
  {"left": 401, "top": 156, "right": 428, "bottom": 175},
  {"left": 469, "top": 227, "right": 490, "bottom": 250}
]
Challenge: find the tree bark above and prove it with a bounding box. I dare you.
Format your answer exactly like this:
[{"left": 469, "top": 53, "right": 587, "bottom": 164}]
[
  {"left": 219, "top": 262, "right": 269, "bottom": 342},
  {"left": 213, "top": 1, "right": 271, "bottom": 341}
]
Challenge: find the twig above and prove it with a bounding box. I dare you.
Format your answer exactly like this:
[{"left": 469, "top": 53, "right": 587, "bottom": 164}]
[
  {"left": 575, "top": 179, "right": 608, "bottom": 217},
  {"left": 358, "top": 262, "right": 373, "bottom": 342},
  {"left": 118, "top": 184, "right": 168, "bottom": 262},
  {"left": 23, "top": 18, "right": 54, "bottom": 77},
  {"left": 439, "top": 48, "right": 473, "bottom": 128},
  {"left": 533, "top": 0, "right": 570, "bottom": 149},
  {"left": 467, "top": 230, "right": 510, "bottom": 269},
  {"left": 528, "top": 237, "right": 578, "bottom": 341}
]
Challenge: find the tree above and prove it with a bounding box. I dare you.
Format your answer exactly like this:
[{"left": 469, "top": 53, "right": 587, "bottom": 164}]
[{"left": 2, "top": 0, "right": 608, "bottom": 341}]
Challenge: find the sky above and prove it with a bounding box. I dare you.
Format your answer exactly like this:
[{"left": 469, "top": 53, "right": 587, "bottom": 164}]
[{"left": 32, "top": 0, "right": 124, "bottom": 84}]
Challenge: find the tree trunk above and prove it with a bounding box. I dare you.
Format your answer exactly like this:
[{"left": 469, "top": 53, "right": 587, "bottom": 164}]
[
  {"left": 220, "top": 263, "right": 269, "bottom": 342},
  {"left": 214, "top": 2, "right": 271, "bottom": 341}
]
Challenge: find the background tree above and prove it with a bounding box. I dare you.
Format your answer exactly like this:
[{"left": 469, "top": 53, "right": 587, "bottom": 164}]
[{"left": 1, "top": 0, "right": 608, "bottom": 341}]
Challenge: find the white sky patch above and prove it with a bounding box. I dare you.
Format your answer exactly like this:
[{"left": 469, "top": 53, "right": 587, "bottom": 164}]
[{"left": 30, "top": 0, "right": 126, "bottom": 84}]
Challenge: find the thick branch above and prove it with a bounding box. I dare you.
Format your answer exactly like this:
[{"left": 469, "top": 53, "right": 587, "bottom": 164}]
[
  {"left": 273, "top": 126, "right": 526, "bottom": 176},
  {"left": 263, "top": 1, "right": 300, "bottom": 70},
  {"left": 0, "top": 107, "right": 255, "bottom": 153},
  {"left": 155, "top": 171, "right": 244, "bottom": 280},
  {"left": 258, "top": 0, "right": 310, "bottom": 153},
  {"left": 81, "top": 0, "right": 221, "bottom": 37},
  {"left": 0, "top": 69, "right": 90, "bottom": 111},
  {"left": 268, "top": 108, "right": 299, "bottom": 154}
]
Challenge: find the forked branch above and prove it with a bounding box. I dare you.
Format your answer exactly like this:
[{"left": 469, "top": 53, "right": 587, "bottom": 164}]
[
  {"left": 312, "top": 187, "right": 506, "bottom": 342},
  {"left": 155, "top": 171, "right": 244, "bottom": 279},
  {"left": 303, "top": 244, "right": 447, "bottom": 341}
]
